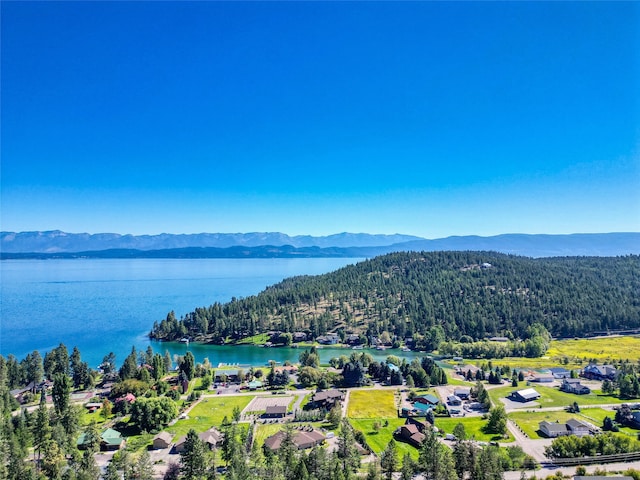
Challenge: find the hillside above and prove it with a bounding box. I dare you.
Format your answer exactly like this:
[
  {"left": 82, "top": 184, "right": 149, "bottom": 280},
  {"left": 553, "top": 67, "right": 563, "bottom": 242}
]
[{"left": 150, "top": 251, "right": 640, "bottom": 347}]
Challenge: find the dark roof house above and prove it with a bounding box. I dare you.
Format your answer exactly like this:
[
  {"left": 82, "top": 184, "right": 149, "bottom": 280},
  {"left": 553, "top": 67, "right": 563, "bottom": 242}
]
[
  {"left": 263, "top": 428, "right": 326, "bottom": 451},
  {"left": 394, "top": 424, "right": 426, "bottom": 448},
  {"left": 264, "top": 405, "right": 287, "bottom": 418}
]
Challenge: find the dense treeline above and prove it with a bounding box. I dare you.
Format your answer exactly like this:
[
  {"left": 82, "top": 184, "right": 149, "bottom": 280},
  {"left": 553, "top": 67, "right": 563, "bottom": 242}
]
[{"left": 151, "top": 252, "right": 640, "bottom": 346}]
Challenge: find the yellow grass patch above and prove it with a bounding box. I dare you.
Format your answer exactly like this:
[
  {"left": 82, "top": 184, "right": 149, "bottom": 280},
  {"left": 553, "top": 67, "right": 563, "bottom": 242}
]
[{"left": 347, "top": 389, "right": 397, "bottom": 418}]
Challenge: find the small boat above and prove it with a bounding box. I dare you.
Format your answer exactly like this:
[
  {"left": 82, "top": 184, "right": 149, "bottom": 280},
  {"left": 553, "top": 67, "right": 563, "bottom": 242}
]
[
  {"left": 352, "top": 345, "right": 364, "bottom": 350},
  {"left": 180, "top": 338, "right": 189, "bottom": 344}
]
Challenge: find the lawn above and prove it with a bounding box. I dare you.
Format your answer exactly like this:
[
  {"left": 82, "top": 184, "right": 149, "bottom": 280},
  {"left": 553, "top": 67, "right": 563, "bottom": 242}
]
[
  {"left": 166, "top": 395, "right": 254, "bottom": 437},
  {"left": 456, "top": 336, "right": 640, "bottom": 371},
  {"left": 509, "top": 409, "right": 610, "bottom": 439},
  {"left": 347, "top": 389, "right": 397, "bottom": 419},
  {"left": 253, "top": 423, "right": 286, "bottom": 447},
  {"left": 349, "top": 418, "right": 418, "bottom": 460},
  {"left": 487, "top": 384, "right": 631, "bottom": 409},
  {"left": 435, "top": 416, "right": 513, "bottom": 443}
]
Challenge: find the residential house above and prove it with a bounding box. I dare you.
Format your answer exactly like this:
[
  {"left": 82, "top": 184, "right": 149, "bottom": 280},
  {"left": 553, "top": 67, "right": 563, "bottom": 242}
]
[
  {"left": 447, "top": 395, "right": 462, "bottom": 406},
  {"left": 566, "top": 419, "right": 592, "bottom": 437},
  {"left": 549, "top": 367, "right": 571, "bottom": 379},
  {"left": 248, "top": 380, "right": 263, "bottom": 390},
  {"left": 415, "top": 394, "right": 440, "bottom": 406},
  {"left": 264, "top": 405, "right": 287, "bottom": 418},
  {"left": 309, "top": 389, "right": 344, "bottom": 409},
  {"left": 316, "top": 334, "right": 340, "bottom": 345},
  {"left": 394, "top": 424, "right": 426, "bottom": 448},
  {"left": 412, "top": 402, "right": 432, "bottom": 416},
  {"left": 560, "top": 378, "right": 591, "bottom": 395},
  {"left": 78, "top": 428, "right": 125, "bottom": 451},
  {"left": 174, "top": 428, "right": 223, "bottom": 453},
  {"left": 531, "top": 373, "right": 554, "bottom": 383},
  {"left": 199, "top": 427, "right": 223, "bottom": 449},
  {"left": 454, "top": 387, "right": 471, "bottom": 399},
  {"left": 510, "top": 388, "right": 541, "bottom": 403},
  {"left": 263, "top": 428, "right": 326, "bottom": 451},
  {"left": 406, "top": 417, "right": 429, "bottom": 432},
  {"left": 293, "top": 332, "right": 307, "bottom": 343},
  {"left": 539, "top": 419, "right": 593, "bottom": 438},
  {"left": 539, "top": 421, "right": 568, "bottom": 438},
  {"left": 582, "top": 364, "right": 617, "bottom": 381},
  {"left": 153, "top": 432, "right": 173, "bottom": 450},
  {"left": 214, "top": 369, "right": 240, "bottom": 383}
]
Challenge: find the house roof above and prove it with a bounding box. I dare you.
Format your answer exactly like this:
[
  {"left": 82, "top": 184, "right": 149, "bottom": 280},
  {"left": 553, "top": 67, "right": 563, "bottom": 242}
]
[
  {"left": 312, "top": 389, "right": 344, "bottom": 402},
  {"left": 515, "top": 388, "right": 540, "bottom": 400},
  {"left": 265, "top": 405, "right": 287, "bottom": 415},
  {"left": 416, "top": 394, "right": 439, "bottom": 404},
  {"left": 413, "top": 402, "right": 432, "bottom": 412},
  {"left": 549, "top": 368, "right": 570, "bottom": 374},
  {"left": 264, "top": 429, "right": 325, "bottom": 451},
  {"left": 199, "top": 428, "right": 222, "bottom": 445},
  {"left": 566, "top": 419, "right": 590, "bottom": 430},
  {"left": 401, "top": 424, "right": 420, "bottom": 435},
  {"left": 154, "top": 431, "right": 173, "bottom": 443},
  {"left": 539, "top": 421, "right": 567, "bottom": 434},
  {"left": 454, "top": 387, "right": 471, "bottom": 395}
]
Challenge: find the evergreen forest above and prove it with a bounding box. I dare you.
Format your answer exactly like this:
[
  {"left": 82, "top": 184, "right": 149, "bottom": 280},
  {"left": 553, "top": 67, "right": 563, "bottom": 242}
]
[{"left": 150, "top": 252, "right": 640, "bottom": 351}]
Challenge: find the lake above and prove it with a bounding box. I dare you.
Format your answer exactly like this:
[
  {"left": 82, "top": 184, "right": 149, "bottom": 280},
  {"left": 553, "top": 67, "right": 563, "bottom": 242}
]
[{"left": 1, "top": 258, "right": 370, "bottom": 366}]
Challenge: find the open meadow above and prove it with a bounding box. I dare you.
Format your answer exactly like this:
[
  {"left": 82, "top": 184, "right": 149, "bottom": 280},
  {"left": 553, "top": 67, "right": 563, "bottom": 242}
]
[
  {"left": 349, "top": 418, "right": 418, "bottom": 459},
  {"left": 435, "top": 416, "right": 514, "bottom": 443},
  {"left": 488, "top": 384, "right": 633, "bottom": 409},
  {"left": 347, "top": 389, "right": 397, "bottom": 418},
  {"left": 166, "top": 395, "right": 254, "bottom": 437}
]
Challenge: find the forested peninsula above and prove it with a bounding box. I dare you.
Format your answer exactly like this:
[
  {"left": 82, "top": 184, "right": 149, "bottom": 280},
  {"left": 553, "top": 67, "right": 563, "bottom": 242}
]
[{"left": 150, "top": 251, "right": 640, "bottom": 352}]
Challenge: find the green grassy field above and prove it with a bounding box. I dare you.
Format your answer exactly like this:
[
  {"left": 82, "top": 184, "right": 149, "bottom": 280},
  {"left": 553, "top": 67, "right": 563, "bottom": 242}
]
[
  {"left": 349, "top": 418, "right": 418, "bottom": 460},
  {"left": 166, "top": 395, "right": 254, "bottom": 437},
  {"left": 508, "top": 408, "right": 612, "bottom": 439},
  {"left": 457, "top": 336, "right": 640, "bottom": 371},
  {"left": 487, "top": 384, "right": 631, "bottom": 409},
  {"left": 546, "top": 336, "right": 640, "bottom": 364},
  {"left": 253, "top": 423, "right": 287, "bottom": 447},
  {"left": 435, "top": 416, "right": 513, "bottom": 443},
  {"left": 347, "top": 389, "right": 397, "bottom": 418}
]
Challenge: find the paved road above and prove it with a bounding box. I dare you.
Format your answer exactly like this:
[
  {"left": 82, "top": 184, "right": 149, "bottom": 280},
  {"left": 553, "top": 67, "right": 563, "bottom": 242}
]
[{"left": 503, "top": 460, "right": 640, "bottom": 480}]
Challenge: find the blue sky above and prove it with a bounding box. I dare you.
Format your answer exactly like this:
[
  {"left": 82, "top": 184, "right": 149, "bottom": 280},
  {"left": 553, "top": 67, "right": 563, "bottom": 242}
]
[{"left": 1, "top": 1, "right": 638, "bottom": 238}]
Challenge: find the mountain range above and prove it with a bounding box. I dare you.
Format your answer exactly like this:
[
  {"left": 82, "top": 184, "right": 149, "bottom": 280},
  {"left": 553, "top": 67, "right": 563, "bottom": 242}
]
[{"left": 1, "top": 231, "right": 639, "bottom": 258}]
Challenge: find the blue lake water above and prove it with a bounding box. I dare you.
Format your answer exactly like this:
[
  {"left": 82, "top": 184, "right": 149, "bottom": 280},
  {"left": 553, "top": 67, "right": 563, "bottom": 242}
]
[{"left": 1, "top": 258, "right": 396, "bottom": 367}]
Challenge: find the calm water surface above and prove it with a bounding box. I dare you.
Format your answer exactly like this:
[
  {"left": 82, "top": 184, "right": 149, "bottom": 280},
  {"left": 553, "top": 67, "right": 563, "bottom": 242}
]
[{"left": 1, "top": 258, "right": 368, "bottom": 366}]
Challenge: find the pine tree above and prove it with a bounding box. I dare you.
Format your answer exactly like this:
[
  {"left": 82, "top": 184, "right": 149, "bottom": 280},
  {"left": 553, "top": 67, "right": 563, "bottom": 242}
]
[
  {"left": 180, "top": 429, "right": 208, "bottom": 480},
  {"left": 52, "top": 372, "right": 72, "bottom": 418},
  {"left": 33, "top": 391, "right": 51, "bottom": 470},
  {"left": 380, "top": 439, "right": 398, "bottom": 480}
]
